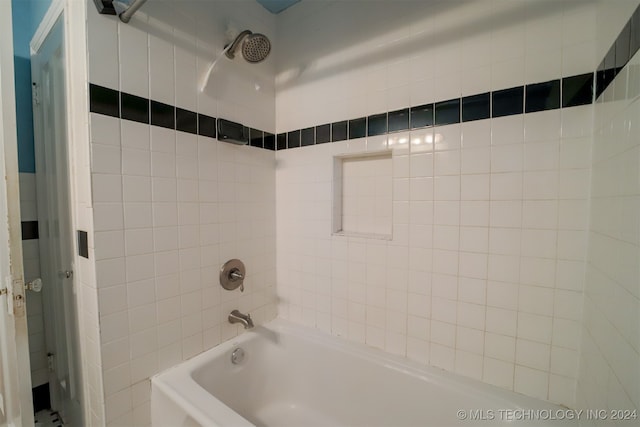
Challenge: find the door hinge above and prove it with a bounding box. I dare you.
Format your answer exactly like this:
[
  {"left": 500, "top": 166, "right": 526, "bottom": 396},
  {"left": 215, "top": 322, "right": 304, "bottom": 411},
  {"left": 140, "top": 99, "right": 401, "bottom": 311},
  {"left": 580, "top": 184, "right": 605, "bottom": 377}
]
[
  {"left": 47, "top": 353, "right": 55, "bottom": 372},
  {"left": 59, "top": 270, "right": 73, "bottom": 279},
  {"left": 32, "top": 82, "right": 40, "bottom": 105}
]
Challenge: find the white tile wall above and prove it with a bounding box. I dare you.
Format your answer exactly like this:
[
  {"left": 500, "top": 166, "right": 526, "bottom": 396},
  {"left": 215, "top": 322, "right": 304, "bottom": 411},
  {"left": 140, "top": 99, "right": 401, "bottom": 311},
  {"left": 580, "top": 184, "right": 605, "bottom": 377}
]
[
  {"left": 86, "top": 1, "right": 278, "bottom": 424},
  {"left": 77, "top": 0, "right": 640, "bottom": 422},
  {"left": 339, "top": 154, "right": 393, "bottom": 236},
  {"left": 576, "top": 47, "right": 640, "bottom": 421},
  {"left": 90, "top": 115, "right": 277, "bottom": 425},
  {"left": 277, "top": 109, "right": 592, "bottom": 406},
  {"left": 275, "top": 0, "right": 598, "bottom": 132},
  {"left": 274, "top": 0, "right": 600, "bottom": 407}
]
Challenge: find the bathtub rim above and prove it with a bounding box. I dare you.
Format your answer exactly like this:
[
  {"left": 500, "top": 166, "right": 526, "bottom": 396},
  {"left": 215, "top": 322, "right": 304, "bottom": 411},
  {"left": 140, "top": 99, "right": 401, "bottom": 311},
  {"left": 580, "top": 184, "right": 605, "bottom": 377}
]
[
  {"left": 151, "top": 328, "right": 257, "bottom": 427},
  {"left": 151, "top": 318, "right": 571, "bottom": 427}
]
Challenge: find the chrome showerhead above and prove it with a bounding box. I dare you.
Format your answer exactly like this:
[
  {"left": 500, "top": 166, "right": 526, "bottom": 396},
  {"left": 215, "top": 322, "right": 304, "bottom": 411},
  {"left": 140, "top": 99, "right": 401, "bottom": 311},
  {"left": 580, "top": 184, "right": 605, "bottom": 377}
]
[{"left": 225, "top": 30, "right": 271, "bottom": 63}]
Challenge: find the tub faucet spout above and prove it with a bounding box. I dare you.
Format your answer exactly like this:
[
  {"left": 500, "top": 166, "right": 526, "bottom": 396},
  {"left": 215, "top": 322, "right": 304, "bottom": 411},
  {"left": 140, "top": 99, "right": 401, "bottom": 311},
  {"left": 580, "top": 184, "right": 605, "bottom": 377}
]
[{"left": 228, "top": 310, "right": 254, "bottom": 329}]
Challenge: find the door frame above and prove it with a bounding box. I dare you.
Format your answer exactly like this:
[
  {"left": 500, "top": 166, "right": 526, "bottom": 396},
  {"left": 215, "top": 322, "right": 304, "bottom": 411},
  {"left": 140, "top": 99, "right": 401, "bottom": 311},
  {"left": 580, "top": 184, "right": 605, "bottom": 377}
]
[
  {"left": 0, "top": 0, "right": 35, "bottom": 425},
  {"left": 29, "top": 0, "right": 93, "bottom": 423},
  {"left": 30, "top": 0, "right": 64, "bottom": 405},
  {"left": 31, "top": 9, "right": 84, "bottom": 425}
]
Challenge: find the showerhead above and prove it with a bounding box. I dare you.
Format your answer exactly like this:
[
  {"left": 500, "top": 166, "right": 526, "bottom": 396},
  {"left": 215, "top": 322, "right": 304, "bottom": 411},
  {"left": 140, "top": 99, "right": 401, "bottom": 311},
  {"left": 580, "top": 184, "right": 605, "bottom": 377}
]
[
  {"left": 225, "top": 30, "right": 271, "bottom": 63},
  {"left": 199, "top": 29, "right": 270, "bottom": 92}
]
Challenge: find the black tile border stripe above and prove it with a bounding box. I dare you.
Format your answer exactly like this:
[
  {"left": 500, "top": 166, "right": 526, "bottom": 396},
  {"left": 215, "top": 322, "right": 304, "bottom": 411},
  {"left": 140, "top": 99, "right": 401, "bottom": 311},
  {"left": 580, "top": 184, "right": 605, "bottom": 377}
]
[
  {"left": 250, "top": 128, "right": 264, "bottom": 148},
  {"left": 287, "top": 130, "right": 301, "bottom": 148},
  {"left": 264, "top": 132, "right": 275, "bottom": 150},
  {"left": 90, "top": 74, "right": 590, "bottom": 153},
  {"left": 367, "top": 113, "right": 388, "bottom": 136},
  {"left": 88, "top": 83, "right": 275, "bottom": 150},
  {"left": 435, "top": 98, "right": 461, "bottom": 126},
  {"left": 275, "top": 71, "right": 598, "bottom": 150},
  {"left": 316, "top": 124, "right": 331, "bottom": 144},
  {"left": 410, "top": 104, "right": 434, "bottom": 129},
  {"left": 492, "top": 86, "right": 524, "bottom": 118},
  {"left": 21, "top": 221, "right": 39, "bottom": 240},
  {"left": 332, "top": 121, "right": 347, "bottom": 142},
  {"left": 273, "top": 72, "right": 592, "bottom": 150},
  {"left": 301, "top": 127, "right": 315, "bottom": 146},
  {"left": 89, "top": 84, "right": 119, "bottom": 117},
  {"left": 120, "top": 92, "right": 149, "bottom": 124},
  {"left": 150, "top": 100, "right": 175, "bottom": 129},
  {"left": 349, "top": 117, "right": 366, "bottom": 139},
  {"left": 176, "top": 108, "right": 197, "bottom": 135},
  {"left": 525, "top": 80, "right": 560, "bottom": 113},
  {"left": 89, "top": 6, "right": 639, "bottom": 152},
  {"left": 198, "top": 114, "right": 216, "bottom": 139},
  {"left": 563, "top": 73, "right": 594, "bottom": 108},
  {"left": 596, "top": 4, "right": 640, "bottom": 98},
  {"left": 462, "top": 92, "right": 491, "bottom": 122}
]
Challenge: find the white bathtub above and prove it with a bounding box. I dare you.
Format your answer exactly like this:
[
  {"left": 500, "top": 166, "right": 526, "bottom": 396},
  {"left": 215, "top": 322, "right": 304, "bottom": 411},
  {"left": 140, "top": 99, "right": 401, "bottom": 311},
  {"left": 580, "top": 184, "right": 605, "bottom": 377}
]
[{"left": 151, "top": 319, "right": 577, "bottom": 427}]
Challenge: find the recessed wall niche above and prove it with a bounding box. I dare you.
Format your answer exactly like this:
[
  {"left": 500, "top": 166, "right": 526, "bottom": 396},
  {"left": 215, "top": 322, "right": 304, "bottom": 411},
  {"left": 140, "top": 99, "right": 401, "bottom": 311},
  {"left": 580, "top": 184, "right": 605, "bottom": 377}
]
[{"left": 333, "top": 152, "right": 393, "bottom": 239}]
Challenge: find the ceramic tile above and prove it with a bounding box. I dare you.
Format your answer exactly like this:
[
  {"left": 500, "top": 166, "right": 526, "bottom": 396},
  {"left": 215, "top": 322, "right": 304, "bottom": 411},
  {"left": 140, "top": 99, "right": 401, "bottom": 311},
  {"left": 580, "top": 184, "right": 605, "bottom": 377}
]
[{"left": 82, "top": 2, "right": 640, "bottom": 419}]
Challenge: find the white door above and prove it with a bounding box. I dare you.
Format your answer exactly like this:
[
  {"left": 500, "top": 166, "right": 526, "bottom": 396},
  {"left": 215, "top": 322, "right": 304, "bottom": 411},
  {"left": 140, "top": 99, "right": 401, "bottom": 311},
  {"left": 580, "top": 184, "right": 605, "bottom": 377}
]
[
  {"left": 31, "top": 13, "right": 83, "bottom": 427},
  {"left": 0, "top": 0, "right": 35, "bottom": 426}
]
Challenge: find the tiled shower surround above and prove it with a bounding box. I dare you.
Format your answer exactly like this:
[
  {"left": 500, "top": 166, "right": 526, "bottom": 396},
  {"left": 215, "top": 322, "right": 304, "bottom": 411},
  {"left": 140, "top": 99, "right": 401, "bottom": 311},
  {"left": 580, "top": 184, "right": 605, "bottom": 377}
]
[
  {"left": 86, "top": 1, "right": 278, "bottom": 424},
  {"left": 276, "top": 0, "right": 599, "bottom": 409},
  {"left": 77, "top": 0, "right": 640, "bottom": 425},
  {"left": 277, "top": 102, "right": 593, "bottom": 403},
  {"left": 275, "top": 0, "right": 639, "bottom": 414},
  {"left": 577, "top": 4, "right": 640, "bottom": 417}
]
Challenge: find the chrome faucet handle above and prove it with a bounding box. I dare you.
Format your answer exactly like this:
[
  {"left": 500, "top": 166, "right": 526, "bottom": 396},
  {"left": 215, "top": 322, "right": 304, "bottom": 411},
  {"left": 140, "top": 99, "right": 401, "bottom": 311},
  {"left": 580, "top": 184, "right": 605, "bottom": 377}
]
[
  {"left": 230, "top": 269, "right": 244, "bottom": 281},
  {"left": 229, "top": 268, "right": 244, "bottom": 291},
  {"left": 220, "top": 259, "right": 246, "bottom": 292}
]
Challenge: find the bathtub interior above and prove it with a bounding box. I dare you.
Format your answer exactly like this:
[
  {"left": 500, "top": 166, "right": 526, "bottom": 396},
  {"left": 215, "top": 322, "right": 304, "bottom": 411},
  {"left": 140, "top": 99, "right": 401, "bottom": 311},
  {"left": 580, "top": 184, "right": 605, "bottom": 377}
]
[
  {"left": 191, "top": 327, "right": 464, "bottom": 426},
  {"left": 176, "top": 320, "right": 576, "bottom": 427}
]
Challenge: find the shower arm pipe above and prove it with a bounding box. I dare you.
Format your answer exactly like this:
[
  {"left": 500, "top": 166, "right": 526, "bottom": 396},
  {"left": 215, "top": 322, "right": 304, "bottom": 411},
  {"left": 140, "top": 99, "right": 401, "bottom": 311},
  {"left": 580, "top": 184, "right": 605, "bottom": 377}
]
[
  {"left": 118, "top": 0, "right": 148, "bottom": 23},
  {"left": 199, "top": 43, "right": 233, "bottom": 93},
  {"left": 225, "top": 30, "right": 252, "bottom": 59}
]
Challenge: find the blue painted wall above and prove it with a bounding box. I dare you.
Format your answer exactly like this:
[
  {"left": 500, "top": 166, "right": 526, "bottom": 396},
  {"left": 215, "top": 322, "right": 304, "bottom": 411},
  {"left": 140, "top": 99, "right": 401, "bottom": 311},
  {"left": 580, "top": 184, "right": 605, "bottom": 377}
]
[
  {"left": 30, "top": 0, "right": 52, "bottom": 29},
  {"left": 255, "top": 0, "right": 301, "bottom": 14},
  {"left": 12, "top": 0, "right": 53, "bottom": 173}
]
